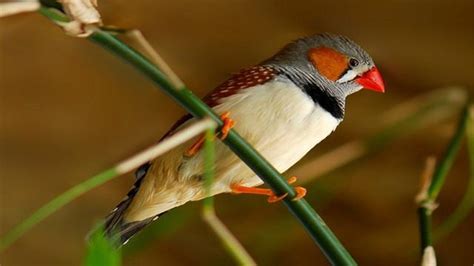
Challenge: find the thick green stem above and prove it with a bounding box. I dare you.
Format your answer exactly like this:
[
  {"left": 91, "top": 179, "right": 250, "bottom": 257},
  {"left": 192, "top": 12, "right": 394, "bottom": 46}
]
[
  {"left": 417, "top": 207, "right": 433, "bottom": 254},
  {"left": 37, "top": 6, "right": 356, "bottom": 264}
]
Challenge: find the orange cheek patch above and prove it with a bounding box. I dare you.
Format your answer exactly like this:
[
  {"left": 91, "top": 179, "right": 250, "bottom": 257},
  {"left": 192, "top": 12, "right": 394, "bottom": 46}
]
[{"left": 308, "top": 47, "right": 348, "bottom": 81}]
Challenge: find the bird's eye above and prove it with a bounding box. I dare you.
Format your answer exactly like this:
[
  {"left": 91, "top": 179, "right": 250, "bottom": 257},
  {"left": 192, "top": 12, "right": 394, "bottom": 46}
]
[{"left": 349, "top": 58, "right": 359, "bottom": 68}]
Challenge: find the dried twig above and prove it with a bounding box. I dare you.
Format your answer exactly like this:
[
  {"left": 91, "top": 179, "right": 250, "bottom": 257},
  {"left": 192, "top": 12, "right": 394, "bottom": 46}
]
[{"left": 0, "top": 1, "right": 40, "bottom": 17}]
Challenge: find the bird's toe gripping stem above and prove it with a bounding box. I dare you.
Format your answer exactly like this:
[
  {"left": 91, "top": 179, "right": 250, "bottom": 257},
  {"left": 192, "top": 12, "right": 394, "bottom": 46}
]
[
  {"left": 218, "top": 111, "right": 235, "bottom": 140},
  {"left": 184, "top": 112, "right": 235, "bottom": 157},
  {"left": 231, "top": 176, "right": 307, "bottom": 203}
]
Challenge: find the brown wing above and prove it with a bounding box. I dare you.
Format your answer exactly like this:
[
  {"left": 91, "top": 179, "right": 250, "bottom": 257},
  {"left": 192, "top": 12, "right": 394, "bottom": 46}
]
[{"left": 162, "top": 65, "right": 277, "bottom": 139}]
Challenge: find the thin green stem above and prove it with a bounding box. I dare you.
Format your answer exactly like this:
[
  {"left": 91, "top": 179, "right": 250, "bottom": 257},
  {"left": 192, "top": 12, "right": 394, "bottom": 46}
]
[
  {"left": 202, "top": 128, "right": 216, "bottom": 209},
  {"left": 0, "top": 168, "right": 118, "bottom": 251},
  {"left": 417, "top": 207, "right": 433, "bottom": 251},
  {"left": 427, "top": 107, "right": 469, "bottom": 201},
  {"left": 36, "top": 5, "right": 356, "bottom": 264},
  {"left": 202, "top": 209, "right": 256, "bottom": 266},
  {"left": 202, "top": 127, "right": 256, "bottom": 265},
  {"left": 38, "top": 4, "right": 68, "bottom": 22},
  {"left": 417, "top": 104, "right": 470, "bottom": 256},
  {"left": 0, "top": 119, "right": 214, "bottom": 251},
  {"left": 433, "top": 105, "right": 474, "bottom": 241}
]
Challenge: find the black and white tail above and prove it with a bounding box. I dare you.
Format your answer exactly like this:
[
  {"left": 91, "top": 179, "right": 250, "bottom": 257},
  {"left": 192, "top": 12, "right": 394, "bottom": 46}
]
[{"left": 102, "top": 162, "right": 162, "bottom": 246}]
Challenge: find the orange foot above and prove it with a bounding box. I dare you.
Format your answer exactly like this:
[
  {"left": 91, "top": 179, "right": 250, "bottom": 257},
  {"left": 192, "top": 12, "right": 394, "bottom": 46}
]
[
  {"left": 231, "top": 176, "right": 307, "bottom": 203},
  {"left": 184, "top": 112, "right": 235, "bottom": 157}
]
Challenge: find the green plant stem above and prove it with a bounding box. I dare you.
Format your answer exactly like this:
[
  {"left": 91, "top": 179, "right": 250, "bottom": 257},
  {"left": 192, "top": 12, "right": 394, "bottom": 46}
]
[
  {"left": 37, "top": 5, "right": 355, "bottom": 264},
  {"left": 427, "top": 107, "right": 469, "bottom": 200},
  {"left": 417, "top": 104, "right": 470, "bottom": 255},
  {"left": 0, "top": 119, "right": 214, "bottom": 251},
  {"left": 202, "top": 128, "right": 256, "bottom": 265},
  {"left": 203, "top": 128, "right": 216, "bottom": 209},
  {"left": 0, "top": 169, "right": 117, "bottom": 251},
  {"left": 417, "top": 207, "right": 433, "bottom": 253},
  {"left": 434, "top": 105, "right": 474, "bottom": 241}
]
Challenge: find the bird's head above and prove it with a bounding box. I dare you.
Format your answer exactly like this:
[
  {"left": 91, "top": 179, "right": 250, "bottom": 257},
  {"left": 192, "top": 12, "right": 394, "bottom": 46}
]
[{"left": 266, "top": 33, "right": 385, "bottom": 97}]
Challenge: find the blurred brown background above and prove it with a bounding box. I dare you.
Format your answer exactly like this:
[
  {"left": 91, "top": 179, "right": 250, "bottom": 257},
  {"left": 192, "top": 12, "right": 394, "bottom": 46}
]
[{"left": 1, "top": 0, "right": 474, "bottom": 265}]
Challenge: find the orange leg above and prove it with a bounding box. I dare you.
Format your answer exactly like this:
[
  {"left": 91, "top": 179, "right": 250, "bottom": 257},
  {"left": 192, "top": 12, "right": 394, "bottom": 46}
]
[
  {"left": 231, "top": 176, "right": 307, "bottom": 203},
  {"left": 184, "top": 137, "right": 206, "bottom": 157},
  {"left": 184, "top": 112, "right": 235, "bottom": 157},
  {"left": 218, "top": 112, "right": 235, "bottom": 139}
]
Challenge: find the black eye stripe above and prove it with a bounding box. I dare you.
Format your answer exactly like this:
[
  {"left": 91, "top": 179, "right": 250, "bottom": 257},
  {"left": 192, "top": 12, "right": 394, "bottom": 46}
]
[
  {"left": 337, "top": 66, "right": 351, "bottom": 80},
  {"left": 338, "top": 58, "right": 360, "bottom": 80}
]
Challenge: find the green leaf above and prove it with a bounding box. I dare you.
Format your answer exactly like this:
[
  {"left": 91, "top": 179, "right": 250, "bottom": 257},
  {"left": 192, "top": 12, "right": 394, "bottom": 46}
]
[{"left": 84, "top": 227, "right": 121, "bottom": 266}]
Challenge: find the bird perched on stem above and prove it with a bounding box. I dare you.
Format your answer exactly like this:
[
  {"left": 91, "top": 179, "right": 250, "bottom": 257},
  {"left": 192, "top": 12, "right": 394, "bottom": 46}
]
[{"left": 104, "top": 33, "right": 385, "bottom": 245}]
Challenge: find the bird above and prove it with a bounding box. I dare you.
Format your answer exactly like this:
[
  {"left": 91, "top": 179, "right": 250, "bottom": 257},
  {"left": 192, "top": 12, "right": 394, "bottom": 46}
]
[{"left": 103, "top": 33, "right": 385, "bottom": 245}]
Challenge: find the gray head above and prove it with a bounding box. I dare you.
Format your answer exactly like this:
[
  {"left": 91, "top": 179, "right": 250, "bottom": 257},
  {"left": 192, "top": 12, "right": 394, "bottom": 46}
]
[{"left": 264, "top": 33, "right": 385, "bottom": 98}]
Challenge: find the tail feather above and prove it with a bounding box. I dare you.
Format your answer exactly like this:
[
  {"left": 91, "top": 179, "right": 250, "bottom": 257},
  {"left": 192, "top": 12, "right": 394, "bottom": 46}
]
[
  {"left": 105, "top": 216, "right": 155, "bottom": 246},
  {"left": 102, "top": 162, "right": 158, "bottom": 246}
]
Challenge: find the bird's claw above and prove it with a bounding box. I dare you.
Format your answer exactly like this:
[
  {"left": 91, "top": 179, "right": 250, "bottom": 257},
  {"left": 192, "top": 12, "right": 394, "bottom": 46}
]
[
  {"left": 292, "top": 186, "right": 307, "bottom": 201},
  {"left": 231, "top": 176, "right": 306, "bottom": 203},
  {"left": 184, "top": 137, "right": 205, "bottom": 157},
  {"left": 267, "top": 193, "right": 288, "bottom": 203},
  {"left": 218, "top": 112, "right": 235, "bottom": 140},
  {"left": 184, "top": 112, "right": 235, "bottom": 157},
  {"left": 268, "top": 176, "right": 306, "bottom": 202}
]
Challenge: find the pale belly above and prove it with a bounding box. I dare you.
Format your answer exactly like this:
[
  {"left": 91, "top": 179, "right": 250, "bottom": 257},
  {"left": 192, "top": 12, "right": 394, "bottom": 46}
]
[{"left": 205, "top": 78, "right": 341, "bottom": 192}]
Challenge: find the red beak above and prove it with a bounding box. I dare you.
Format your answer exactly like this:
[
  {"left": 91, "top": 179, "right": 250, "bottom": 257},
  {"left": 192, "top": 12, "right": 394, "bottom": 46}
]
[{"left": 355, "top": 67, "right": 385, "bottom": 93}]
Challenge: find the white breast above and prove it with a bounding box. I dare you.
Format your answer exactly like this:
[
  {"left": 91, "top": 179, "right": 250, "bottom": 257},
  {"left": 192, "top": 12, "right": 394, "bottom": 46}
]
[{"left": 210, "top": 78, "right": 341, "bottom": 190}]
